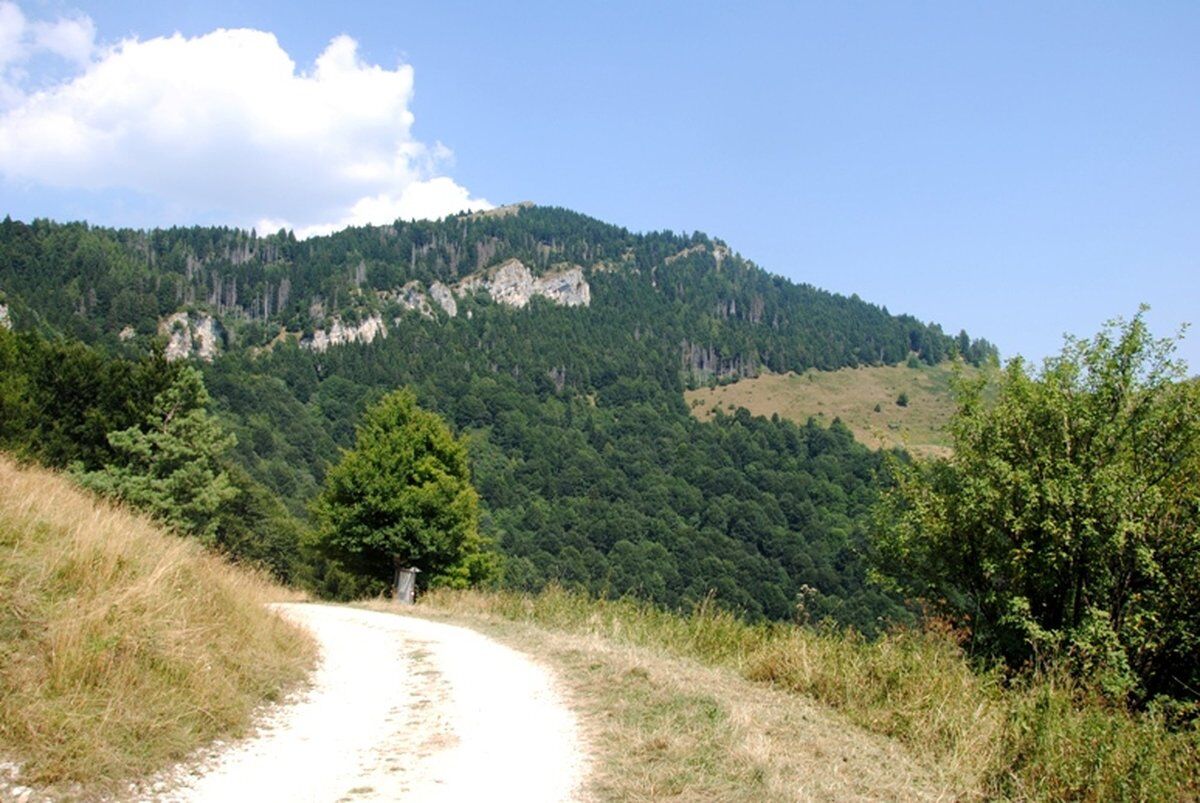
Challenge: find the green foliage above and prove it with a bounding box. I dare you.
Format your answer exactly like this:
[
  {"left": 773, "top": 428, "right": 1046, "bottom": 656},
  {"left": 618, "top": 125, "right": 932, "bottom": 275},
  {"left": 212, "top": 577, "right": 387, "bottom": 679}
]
[
  {"left": 873, "top": 310, "right": 1200, "bottom": 701},
  {"left": 0, "top": 211, "right": 997, "bottom": 376},
  {"left": 0, "top": 206, "right": 1001, "bottom": 628},
  {"left": 895, "top": 391, "right": 909, "bottom": 407},
  {"left": 314, "top": 389, "right": 491, "bottom": 588},
  {"left": 75, "top": 366, "right": 238, "bottom": 543},
  {"left": 0, "top": 328, "right": 183, "bottom": 470},
  {"left": 0, "top": 328, "right": 307, "bottom": 579}
]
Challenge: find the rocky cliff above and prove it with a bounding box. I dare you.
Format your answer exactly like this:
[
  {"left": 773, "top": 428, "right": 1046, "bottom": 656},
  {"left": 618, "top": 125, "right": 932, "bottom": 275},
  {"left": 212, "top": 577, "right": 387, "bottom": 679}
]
[
  {"left": 455, "top": 259, "right": 590, "bottom": 309},
  {"left": 301, "top": 314, "right": 386, "bottom": 352},
  {"left": 159, "top": 312, "right": 223, "bottom": 361}
]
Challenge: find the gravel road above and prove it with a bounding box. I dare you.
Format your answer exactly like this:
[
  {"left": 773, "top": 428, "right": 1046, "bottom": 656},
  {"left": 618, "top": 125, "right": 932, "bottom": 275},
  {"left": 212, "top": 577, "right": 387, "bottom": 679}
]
[{"left": 158, "top": 603, "right": 588, "bottom": 802}]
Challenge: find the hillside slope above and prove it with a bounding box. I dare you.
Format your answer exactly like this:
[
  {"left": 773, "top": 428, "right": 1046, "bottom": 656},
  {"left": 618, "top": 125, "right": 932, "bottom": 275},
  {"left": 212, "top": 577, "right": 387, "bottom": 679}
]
[
  {"left": 0, "top": 456, "right": 313, "bottom": 795},
  {"left": 0, "top": 206, "right": 997, "bottom": 629},
  {"left": 0, "top": 208, "right": 995, "bottom": 377},
  {"left": 686, "top": 361, "right": 995, "bottom": 457},
  {"left": 397, "top": 593, "right": 958, "bottom": 801}
]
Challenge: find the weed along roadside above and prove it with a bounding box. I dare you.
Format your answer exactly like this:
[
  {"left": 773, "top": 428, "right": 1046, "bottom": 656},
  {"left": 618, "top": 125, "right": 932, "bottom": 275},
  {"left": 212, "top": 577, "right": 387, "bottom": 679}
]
[{"left": 402, "top": 588, "right": 1200, "bottom": 801}]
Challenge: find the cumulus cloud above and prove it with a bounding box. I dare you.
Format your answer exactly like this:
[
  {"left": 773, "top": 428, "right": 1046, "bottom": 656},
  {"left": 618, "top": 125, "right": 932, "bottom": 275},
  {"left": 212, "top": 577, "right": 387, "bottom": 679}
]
[
  {"left": 1, "top": 2, "right": 96, "bottom": 104},
  {"left": 0, "top": 4, "right": 491, "bottom": 234}
]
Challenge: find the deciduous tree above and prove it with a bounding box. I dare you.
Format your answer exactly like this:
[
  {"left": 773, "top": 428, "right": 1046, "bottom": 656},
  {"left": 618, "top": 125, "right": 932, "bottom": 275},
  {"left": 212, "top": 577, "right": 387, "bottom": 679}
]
[
  {"left": 873, "top": 310, "right": 1200, "bottom": 700},
  {"left": 314, "top": 388, "right": 491, "bottom": 592}
]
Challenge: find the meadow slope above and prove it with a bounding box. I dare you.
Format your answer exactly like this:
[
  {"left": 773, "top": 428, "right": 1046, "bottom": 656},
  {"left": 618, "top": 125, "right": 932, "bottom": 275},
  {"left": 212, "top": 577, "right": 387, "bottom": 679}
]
[
  {"left": 0, "top": 456, "right": 314, "bottom": 797},
  {"left": 685, "top": 361, "right": 992, "bottom": 457}
]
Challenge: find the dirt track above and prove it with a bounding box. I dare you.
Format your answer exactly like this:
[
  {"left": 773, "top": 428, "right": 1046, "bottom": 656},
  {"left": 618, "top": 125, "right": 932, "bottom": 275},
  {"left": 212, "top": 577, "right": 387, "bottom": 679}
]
[{"left": 158, "top": 603, "right": 588, "bottom": 802}]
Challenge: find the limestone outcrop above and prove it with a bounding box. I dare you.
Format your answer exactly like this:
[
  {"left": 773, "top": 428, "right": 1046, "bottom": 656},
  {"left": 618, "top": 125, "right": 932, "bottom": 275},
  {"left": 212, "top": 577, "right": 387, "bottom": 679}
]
[
  {"left": 385, "top": 259, "right": 590, "bottom": 319},
  {"left": 429, "top": 282, "right": 457, "bottom": 317},
  {"left": 454, "top": 259, "right": 590, "bottom": 309},
  {"left": 159, "top": 312, "right": 223, "bottom": 362},
  {"left": 301, "top": 314, "right": 386, "bottom": 353}
]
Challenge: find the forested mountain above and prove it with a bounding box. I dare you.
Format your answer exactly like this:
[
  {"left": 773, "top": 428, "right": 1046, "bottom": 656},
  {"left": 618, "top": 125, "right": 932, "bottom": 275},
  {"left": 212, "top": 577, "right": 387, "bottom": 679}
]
[{"left": 0, "top": 205, "right": 996, "bottom": 629}]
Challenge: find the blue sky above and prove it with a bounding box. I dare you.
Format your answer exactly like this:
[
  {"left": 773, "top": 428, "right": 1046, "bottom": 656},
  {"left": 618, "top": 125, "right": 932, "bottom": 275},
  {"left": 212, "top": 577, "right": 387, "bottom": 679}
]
[{"left": 1, "top": 1, "right": 1197, "bottom": 368}]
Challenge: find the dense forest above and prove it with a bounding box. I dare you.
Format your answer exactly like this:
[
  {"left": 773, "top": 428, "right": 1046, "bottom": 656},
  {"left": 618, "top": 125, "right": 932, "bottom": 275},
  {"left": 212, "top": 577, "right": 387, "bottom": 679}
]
[{"left": 0, "top": 206, "right": 998, "bottom": 631}]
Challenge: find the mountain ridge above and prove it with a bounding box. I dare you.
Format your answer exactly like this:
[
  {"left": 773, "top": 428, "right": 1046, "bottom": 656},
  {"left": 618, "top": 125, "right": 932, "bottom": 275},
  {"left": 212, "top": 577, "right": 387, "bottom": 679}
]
[{"left": 0, "top": 205, "right": 996, "bottom": 377}]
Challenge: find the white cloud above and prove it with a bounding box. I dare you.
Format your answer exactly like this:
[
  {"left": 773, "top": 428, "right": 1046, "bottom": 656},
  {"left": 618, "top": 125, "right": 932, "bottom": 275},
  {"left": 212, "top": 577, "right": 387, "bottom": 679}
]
[
  {"left": 0, "top": 1, "right": 95, "bottom": 103},
  {"left": 0, "top": 1, "right": 27, "bottom": 61},
  {"left": 30, "top": 11, "right": 95, "bottom": 65},
  {"left": 0, "top": 5, "right": 491, "bottom": 234}
]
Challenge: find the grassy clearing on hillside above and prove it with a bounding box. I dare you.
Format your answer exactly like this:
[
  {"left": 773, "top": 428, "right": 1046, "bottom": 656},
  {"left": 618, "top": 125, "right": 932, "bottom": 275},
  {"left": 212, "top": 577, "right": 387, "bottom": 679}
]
[
  {"left": 0, "top": 456, "right": 315, "bottom": 793},
  {"left": 416, "top": 588, "right": 1200, "bottom": 801},
  {"left": 685, "top": 362, "right": 992, "bottom": 457}
]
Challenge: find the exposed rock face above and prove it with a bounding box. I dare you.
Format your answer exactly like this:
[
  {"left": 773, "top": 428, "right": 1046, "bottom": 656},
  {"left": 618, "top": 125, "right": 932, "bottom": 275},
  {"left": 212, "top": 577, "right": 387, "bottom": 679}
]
[
  {"left": 159, "top": 312, "right": 223, "bottom": 362},
  {"left": 666, "top": 242, "right": 732, "bottom": 267},
  {"left": 0, "top": 302, "right": 8, "bottom": 330},
  {"left": 535, "top": 266, "right": 590, "bottom": 307},
  {"left": 297, "top": 257, "right": 587, "bottom": 352},
  {"left": 118, "top": 325, "right": 136, "bottom": 341},
  {"left": 429, "top": 282, "right": 457, "bottom": 317},
  {"left": 454, "top": 259, "right": 590, "bottom": 309},
  {"left": 468, "top": 201, "right": 535, "bottom": 220},
  {"left": 482, "top": 259, "right": 537, "bottom": 307},
  {"left": 302, "top": 314, "right": 386, "bottom": 352},
  {"left": 396, "top": 282, "right": 433, "bottom": 317}
]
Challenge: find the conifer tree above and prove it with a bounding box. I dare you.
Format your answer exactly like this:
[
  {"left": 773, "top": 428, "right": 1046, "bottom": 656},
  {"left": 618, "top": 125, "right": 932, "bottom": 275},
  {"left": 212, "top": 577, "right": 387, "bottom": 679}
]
[{"left": 76, "top": 365, "right": 237, "bottom": 542}]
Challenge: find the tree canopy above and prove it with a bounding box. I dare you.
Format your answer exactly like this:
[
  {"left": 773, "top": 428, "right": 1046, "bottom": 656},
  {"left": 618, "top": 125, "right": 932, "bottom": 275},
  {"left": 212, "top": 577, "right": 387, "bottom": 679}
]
[
  {"left": 873, "top": 310, "right": 1200, "bottom": 700},
  {"left": 314, "top": 388, "right": 490, "bottom": 591},
  {"left": 75, "top": 365, "right": 237, "bottom": 543}
]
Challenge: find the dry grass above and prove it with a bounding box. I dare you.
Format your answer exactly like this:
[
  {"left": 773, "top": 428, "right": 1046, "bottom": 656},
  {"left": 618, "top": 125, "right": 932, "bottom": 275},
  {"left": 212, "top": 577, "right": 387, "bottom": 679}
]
[
  {"left": 685, "top": 362, "right": 993, "bottom": 457},
  {"left": 0, "top": 455, "right": 315, "bottom": 794},
  {"left": 368, "top": 597, "right": 953, "bottom": 801},
  {"left": 414, "top": 588, "right": 1200, "bottom": 801}
]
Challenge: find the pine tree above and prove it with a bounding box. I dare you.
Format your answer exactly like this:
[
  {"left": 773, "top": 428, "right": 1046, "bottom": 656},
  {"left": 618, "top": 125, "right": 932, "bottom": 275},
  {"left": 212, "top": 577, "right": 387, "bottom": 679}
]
[{"left": 75, "top": 366, "right": 237, "bottom": 542}]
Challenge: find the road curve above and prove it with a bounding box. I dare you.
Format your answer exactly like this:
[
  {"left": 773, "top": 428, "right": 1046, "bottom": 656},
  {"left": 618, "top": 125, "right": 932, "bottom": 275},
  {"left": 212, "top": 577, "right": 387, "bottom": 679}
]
[{"left": 161, "top": 603, "right": 588, "bottom": 802}]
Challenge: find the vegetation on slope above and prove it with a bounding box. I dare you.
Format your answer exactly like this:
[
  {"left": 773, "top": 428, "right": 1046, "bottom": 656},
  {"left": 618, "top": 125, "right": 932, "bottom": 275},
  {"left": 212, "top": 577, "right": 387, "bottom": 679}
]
[
  {"left": 417, "top": 587, "right": 1199, "bottom": 801},
  {"left": 0, "top": 326, "right": 309, "bottom": 582},
  {"left": 0, "top": 211, "right": 995, "bottom": 378},
  {"left": 0, "top": 456, "right": 314, "bottom": 790},
  {"left": 875, "top": 311, "right": 1200, "bottom": 704},
  {"left": 685, "top": 360, "right": 995, "bottom": 457},
  {"left": 314, "top": 388, "right": 494, "bottom": 588},
  {"left": 0, "top": 207, "right": 1001, "bottom": 629}
]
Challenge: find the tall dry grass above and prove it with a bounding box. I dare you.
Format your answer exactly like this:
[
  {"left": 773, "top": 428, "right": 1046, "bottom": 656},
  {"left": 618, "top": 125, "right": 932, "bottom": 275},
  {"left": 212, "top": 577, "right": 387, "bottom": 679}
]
[
  {"left": 0, "top": 455, "right": 314, "bottom": 789},
  {"left": 420, "top": 586, "right": 1200, "bottom": 800}
]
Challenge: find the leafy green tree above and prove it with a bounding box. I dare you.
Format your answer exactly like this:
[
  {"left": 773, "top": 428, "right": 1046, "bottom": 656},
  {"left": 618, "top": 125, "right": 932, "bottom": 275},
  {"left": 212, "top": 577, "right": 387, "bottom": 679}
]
[
  {"left": 873, "top": 310, "right": 1200, "bottom": 700},
  {"left": 314, "top": 388, "right": 491, "bottom": 592},
  {"left": 76, "top": 365, "right": 238, "bottom": 542}
]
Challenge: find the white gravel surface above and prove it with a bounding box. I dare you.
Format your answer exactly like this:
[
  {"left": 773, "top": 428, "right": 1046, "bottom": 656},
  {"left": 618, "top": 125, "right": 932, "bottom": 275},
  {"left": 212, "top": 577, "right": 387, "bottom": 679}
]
[{"left": 156, "top": 603, "right": 588, "bottom": 802}]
